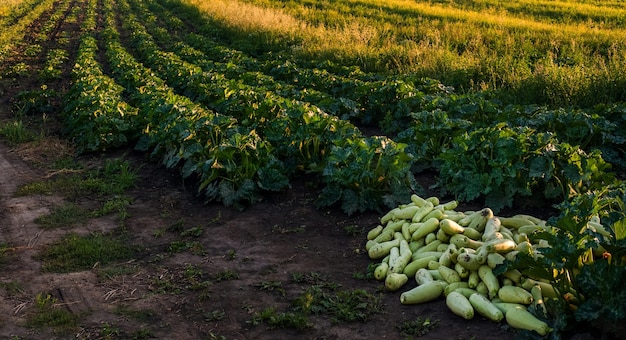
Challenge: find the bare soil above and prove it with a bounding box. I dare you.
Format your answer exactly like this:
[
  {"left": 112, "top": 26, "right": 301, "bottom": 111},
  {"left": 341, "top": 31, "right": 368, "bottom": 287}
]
[{"left": 0, "top": 138, "right": 523, "bottom": 340}]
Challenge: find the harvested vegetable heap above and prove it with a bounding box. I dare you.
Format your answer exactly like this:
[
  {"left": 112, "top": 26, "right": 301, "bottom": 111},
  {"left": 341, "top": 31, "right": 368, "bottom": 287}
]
[{"left": 366, "top": 194, "right": 615, "bottom": 336}]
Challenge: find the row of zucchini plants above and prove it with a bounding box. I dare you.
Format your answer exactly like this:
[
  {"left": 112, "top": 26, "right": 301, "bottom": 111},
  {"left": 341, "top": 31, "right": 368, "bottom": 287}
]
[
  {"left": 0, "top": 0, "right": 56, "bottom": 63},
  {"left": 70, "top": 0, "right": 416, "bottom": 212},
  {"left": 59, "top": 0, "right": 625, "bottom": 219},
  {"left": 62, "top": 0, "right": 139, "bottom": 152},
  {"left": 132, "top": 0, "right": 626, "bottom": 214}
]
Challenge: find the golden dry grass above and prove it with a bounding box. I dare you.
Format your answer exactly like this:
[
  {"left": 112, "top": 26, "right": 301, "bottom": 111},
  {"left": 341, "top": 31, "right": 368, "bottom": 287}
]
[{"left": 0, "top": 0, "right": 27, "bottom": 17}]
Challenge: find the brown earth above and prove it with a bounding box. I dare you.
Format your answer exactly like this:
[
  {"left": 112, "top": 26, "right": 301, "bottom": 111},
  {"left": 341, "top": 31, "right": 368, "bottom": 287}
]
[{"left": 0, "top": 138, "right": 522, "bottom": 340}]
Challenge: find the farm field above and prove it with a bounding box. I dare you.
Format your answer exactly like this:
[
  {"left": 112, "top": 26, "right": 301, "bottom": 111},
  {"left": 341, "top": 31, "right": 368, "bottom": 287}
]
[{"left": 0, "top": 0, "right": 624, "bottom": 339}]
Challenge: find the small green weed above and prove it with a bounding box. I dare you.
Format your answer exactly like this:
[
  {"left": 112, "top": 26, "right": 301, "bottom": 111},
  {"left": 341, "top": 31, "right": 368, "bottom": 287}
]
[
  {"left": 294, "top": 285, "right": 382, "bottom": 323},
  {"left": 397, "top": 317, "right": 439, "bottom": 337},
  {"left": 254, "top": 280, "right": 285, "bottom": 297},
  {"left": 214, "top": 269, "right": 239, "bottom": 282},
  {"left": 34, "top": 203, "right": 90, "bottom": 229},
  {"left": 0, "top": 119, "right": 37, "bottom": 146},
  {"left": 39, "top": 233, "right": 135, "bottom": 273},
  {"left": 100, "top": 322, "right": 121, "bottom": 338},
  {"left": 0, "top": 280, "right": 24, "bottom": 296},
  {"left": 203, "top": 309, "right": 226, "bottom": 321},
  {"left": 180, "top": 225, "right": 204, "bottom": 237},
  {"left": 92, "top": 195, "right": 132, "bottom": 221},
  {"left": 167, "top": 240, "right": 204, "bottom": 255},
  {"left": 96, "top": 263, "right": 139, "bottom": 281},
  {"left": 114, "top": 305, "right": 158, "bottom": 322},
  {"left": 249, "top": 307, "right": 312, "bottom": 330},
  {"left": 26, "top": 292, "right": 78, "bottom": 334},
  {"left": 344, "top": 224, "right": 363, "bottom": 236}
]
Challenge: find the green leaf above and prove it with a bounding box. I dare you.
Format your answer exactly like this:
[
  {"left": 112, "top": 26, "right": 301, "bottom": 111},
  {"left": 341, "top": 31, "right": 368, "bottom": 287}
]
[{"left": 614, "top": 218, "right": 626, "bottom": 240}]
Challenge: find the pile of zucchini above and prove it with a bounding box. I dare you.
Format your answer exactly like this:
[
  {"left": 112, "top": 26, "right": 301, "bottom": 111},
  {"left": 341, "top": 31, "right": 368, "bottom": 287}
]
[{"left": 366, "top": 194, "right": 561, "bottom": 336}]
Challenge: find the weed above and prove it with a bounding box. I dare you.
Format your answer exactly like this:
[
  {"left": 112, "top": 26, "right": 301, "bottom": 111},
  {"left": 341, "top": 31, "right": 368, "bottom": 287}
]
[
  {"left": 203, "top": 309, "right": 226, "bottom": 321},
  {"left": 0, "top": 119, "right": 37, "bottom": 145},
  {"left": 96, "top": 263, "right": 139, "bottom": 281},
  {"left": 26, "top": 292, "right": 78, "bottom": 334},
  {"left": 0, "top": 280, "right": 24, "bottom": 296},
  {"left": 344, "top": 224, "right": 363, "bottom": 236},
  {"left": 271, "top": 224, "right": 305, "bottom": 234},
  {"left": 294, "top": 285, "right": 381, "bottom": 323},
  {"left": 100, "top": 322, "right": 121, "bottom": 338},
  {"left": 180, "top": 225, "right": 204, "bottom": 237},
  {"left": 92, "top": 195, "right": 133, "bottom": 221},
  {"left": 254, "top": 280, "right": 285, "bottom": 297},
  {"left": 397, "top": 317, "right": 439, "bottom": 337},
  {"left": 152, "top": 227, "right": 166, "bottom": 238},
  {"left": 249, "top": 307, "right": 312, "bottom": 330},
  {"left": 226, "top": 249, "right": 237, "bottom": 260},
  {"left": 15, "top": 181, "right": 54, "bottom": 196},
  {"left": 214, "top": 269, "right": 239, "bottom": 282},
  {"left": 352, "top": 262, "right": 377, "bottom": 280},
  {"left": 167, "top": 240, "right": 204, "bottom": 255},
  {"left": 38, "top": 232, "right": 135, "bottom": 273},
  {"left": 34, "top": 203, "right": 91, "bottom": 229}
]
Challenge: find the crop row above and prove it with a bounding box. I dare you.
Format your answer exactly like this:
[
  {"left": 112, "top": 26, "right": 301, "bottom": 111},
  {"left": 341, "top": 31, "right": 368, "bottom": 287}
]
[
  {"left": 126, "top": 0, "right": 626, "bottom": 212},
  {"left": 0, "top": 0, "right": 56, "bottom": 63},
  {"left": 118, "top": 0, "right": 417, "bottom": 212},
  {"left": 54, "top": 0, "right": 625, "bottom": 215}
]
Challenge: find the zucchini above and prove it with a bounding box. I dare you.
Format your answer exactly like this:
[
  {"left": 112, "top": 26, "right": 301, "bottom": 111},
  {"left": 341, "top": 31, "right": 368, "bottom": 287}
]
[
  {"left": 482, "top": 217, "right": 501, "bottom": 241},
  {"left": 374, "top": 262, "right": 389, "bottom": 281},
  {"left": 455, "top": 287, "right": 480, "bottom": 299},
  {"left": 485, "top": 239, "right": 517, "bottom": 253},
  {"left": 402, "top": 255, "right": 437, "bottom": 277},
  {"left": 368, "top": 239, "right": 401, "bottom": 259},
  {"left": 444, "top": 281, "right": 470, "bottom": 296},
  {"left": 410, "top": 194, "right": 428, "bottom": 207},
  {"left": 463, "top": 227, "right": 482, "bottom": 240},
  {"left": 468, "top": 270, "right": 480, "bottom": 288},
  {"left": 415, "top": 268, "right": 434, "bottom": 285},
  {"left": 394, "top": 205, "right": 421, "bottom": 220},
  {"left": 400, "top": 280, "right": 443, "bottom": 304},
  {"left": 498, "top": 286, "right": 534, "bottom": 304},
  {"left": 500, "top": 216, "right": 536, "bottom": 229},
  {"left": 411, "top": 217, "right": 440, "bottom": 240},
  {"left": 505, "top": 305, "right": 553, "bottom": 336},
  {"left": 478, "top": 265, "right": 500, "bottom": 299},
  {"left": 440, "top": 218, "right": 465, "bottom": 235},
  {"left": 367, "top": 225, "right": 383, "bottom": 240},
  {"left": 438, "top": 265, "right": 461, "bottom": 284},
  {"left": 469, "top": 293, "right": 504, "bottom": 322},
  {"left": 436, "top": 228, "right": 451, "bottom": 242},
  {"left": 456, "top": 252, "right": 485, "bottom": 271},
  {"left": 450, "top": 234, "right": 484, "bottom": 250},
  {"left": 385, "top": 273, "right": 408, "bottom": 291},
  {"left": 411, "top": 204, "right": 435, "bottom": 223},
  {"left": 446, "top": 291, "right": 474, "bottom": 320},
  {"left": 486, "top": 252, "right": 506, "bottom": 269}
]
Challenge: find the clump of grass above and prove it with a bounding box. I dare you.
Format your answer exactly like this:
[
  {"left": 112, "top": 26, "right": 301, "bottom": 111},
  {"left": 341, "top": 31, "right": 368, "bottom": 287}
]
[
  {"left": 0, "top": 119, "right": 37, "bottom": 146},
  {"left": 26, "top": 292, "right": 78, "bottom": 334},
  {"left": 113, "top": 305, "right": 158, "bottom": 322},
  {"left": 38, "top": 232, "right": 135, "bottom": 273},
  {"left": 34, "top": 203, "right": 91, "bottom": 229},
  {"left": 15, "top": 158, "right": 138, "bottom": 199},
  {"left": 397, "top": 316, "right": 439, "bottom": 337},
  {"left": 249, "top": 307, "right": 312, "bottom": 330}
]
